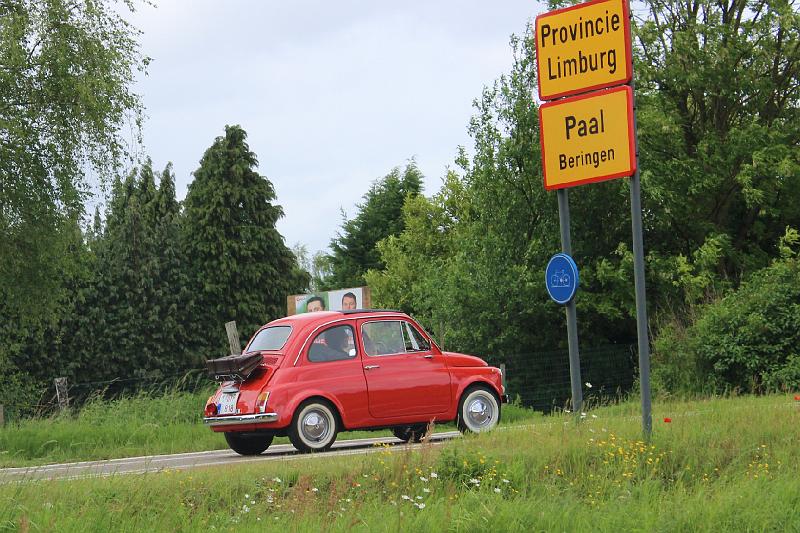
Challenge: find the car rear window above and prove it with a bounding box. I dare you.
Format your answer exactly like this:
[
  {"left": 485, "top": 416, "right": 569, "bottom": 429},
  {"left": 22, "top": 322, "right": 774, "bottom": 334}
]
[{"left": 247, "top": 326, "right": 292, "bottom": 352}]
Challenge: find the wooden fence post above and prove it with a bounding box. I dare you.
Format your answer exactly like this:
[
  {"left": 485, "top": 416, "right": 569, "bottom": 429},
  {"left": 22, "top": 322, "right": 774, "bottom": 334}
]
[
  {"left": 54, "top": 377, "right": 69, "bottom": 411},
  {"left": 225, "top": 321, "right": 241, "bottom": 355}
]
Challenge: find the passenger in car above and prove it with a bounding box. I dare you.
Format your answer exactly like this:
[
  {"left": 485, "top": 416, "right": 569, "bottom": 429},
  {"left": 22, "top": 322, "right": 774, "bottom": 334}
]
[{"left": 309, "top": 326, "right": 352, "bottom": 361}]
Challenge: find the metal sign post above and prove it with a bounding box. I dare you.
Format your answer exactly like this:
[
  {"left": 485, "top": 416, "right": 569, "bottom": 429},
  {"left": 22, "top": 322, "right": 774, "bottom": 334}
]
[
  {"left": 557, "top": 189, "right": 583, "bottom": 414},
  {"left": 628, "top": 40, "right": 652, "bottom": 439},
  {"left": 535, "top": 0, "right": 651, "bottom": 437}
]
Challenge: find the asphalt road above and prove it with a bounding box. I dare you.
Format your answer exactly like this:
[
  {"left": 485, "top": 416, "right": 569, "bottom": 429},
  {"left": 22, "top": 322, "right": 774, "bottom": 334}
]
[{"left": 0, "top": 431, "right": 462, "bottom": 483}]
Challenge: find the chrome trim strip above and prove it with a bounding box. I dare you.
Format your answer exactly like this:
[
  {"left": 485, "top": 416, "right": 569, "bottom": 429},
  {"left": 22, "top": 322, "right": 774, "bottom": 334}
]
[{"left": 203, "top": 412, "right": 279, "bottom": 426}]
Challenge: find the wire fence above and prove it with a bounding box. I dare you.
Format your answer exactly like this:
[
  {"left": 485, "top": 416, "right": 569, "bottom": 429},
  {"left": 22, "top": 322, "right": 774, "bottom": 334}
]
[
  {"left": 1, "top": 369, "right": 212, "bottom": 423},
  {"left": 1, "top": 344, "right": 638, "bottom": 423},
  {"left": 494, "top": 343, "right": 638, "bottom": 412}
]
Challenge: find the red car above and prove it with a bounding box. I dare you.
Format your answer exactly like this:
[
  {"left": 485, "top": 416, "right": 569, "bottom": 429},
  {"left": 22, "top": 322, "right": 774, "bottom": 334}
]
[{"left": 203, "top": 310, "right": 507, "bottom": 455}]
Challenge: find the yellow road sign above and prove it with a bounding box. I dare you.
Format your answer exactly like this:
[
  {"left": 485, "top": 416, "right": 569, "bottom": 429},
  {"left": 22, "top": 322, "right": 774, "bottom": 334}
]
[
  {"left": 535, "top": 0, "right": 632, "bottom": 101},
  {"left": 539, "top": 85, "right": 635, "bottom": 190}
]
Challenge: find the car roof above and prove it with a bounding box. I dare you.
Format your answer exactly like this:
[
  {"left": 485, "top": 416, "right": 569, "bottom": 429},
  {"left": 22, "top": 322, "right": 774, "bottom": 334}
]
[{"left": 265, "top": 309, "right": 406, "bottom": 328}]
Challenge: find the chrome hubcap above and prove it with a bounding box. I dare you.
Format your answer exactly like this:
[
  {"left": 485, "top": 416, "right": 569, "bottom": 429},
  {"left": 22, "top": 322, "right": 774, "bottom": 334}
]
[
  {"left": 467, "top": 396, "right": 493, "bottom": 427},
  {"left": 302, "top": 410, "right": 329, "bottom": 442}
]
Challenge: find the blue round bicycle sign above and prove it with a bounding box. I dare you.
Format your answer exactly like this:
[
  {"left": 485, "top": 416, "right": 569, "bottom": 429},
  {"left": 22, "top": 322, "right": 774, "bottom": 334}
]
[{"left": 545, "top": 253, "right": 579, "bottom": 304}]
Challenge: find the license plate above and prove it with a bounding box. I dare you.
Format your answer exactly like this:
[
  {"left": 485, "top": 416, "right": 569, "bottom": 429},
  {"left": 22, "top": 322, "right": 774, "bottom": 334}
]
[{"left": 218, "top": 392, "right": 239, "bottom": 415}]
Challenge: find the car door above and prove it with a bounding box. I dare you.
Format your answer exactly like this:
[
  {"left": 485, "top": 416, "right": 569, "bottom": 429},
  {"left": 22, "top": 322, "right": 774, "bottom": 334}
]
[
  {"left": 359, "top": 319, "right": 451, "bottom": 419},
  {"left": 300, "top": 323, "right": 370, "bottom": 425}
]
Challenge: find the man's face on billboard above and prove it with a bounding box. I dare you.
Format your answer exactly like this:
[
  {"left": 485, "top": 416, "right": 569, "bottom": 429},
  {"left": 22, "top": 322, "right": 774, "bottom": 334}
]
[
  {"left": 342, "top": 295, "right": 357, "bottom": 310},
  {"left": 306, "top": 299, "right": 324, "bottom": 312}
]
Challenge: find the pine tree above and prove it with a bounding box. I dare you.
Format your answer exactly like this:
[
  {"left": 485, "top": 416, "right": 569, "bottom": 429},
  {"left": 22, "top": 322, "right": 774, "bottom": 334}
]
[
  {"left": 65, "top": 160, "right": 195, "bottom": 382},
  {"left": 323, "top": 162, "right": 423, "bottom": 289},
  {"left": 182, "top": 125, "right": 307, "bottom": 356}
]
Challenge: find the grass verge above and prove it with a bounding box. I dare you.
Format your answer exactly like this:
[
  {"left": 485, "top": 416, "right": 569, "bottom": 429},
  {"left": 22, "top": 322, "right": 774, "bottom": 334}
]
[{"left": 1, "top": 394, "right": 798, "bottom": 531}]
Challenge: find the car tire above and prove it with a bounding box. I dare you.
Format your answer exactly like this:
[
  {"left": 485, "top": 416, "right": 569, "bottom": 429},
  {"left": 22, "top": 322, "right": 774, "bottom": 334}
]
[
  {"left": 457, "top": 385, "right": 500, "bottom": 434},
  {"left": 224, "top": 432, "right": 274, "bottom": 456},
  {"left": 288, "top": 400, "right": 339, "bottom": 453},
  {"left": 392, "top": 424, "right": 428, "bottom": 443}
]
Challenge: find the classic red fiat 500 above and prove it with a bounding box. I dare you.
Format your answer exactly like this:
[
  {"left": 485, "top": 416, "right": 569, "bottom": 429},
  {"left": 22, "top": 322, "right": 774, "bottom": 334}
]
[{"left": 203, "top": 310, "right": 507, "bottom": 455}]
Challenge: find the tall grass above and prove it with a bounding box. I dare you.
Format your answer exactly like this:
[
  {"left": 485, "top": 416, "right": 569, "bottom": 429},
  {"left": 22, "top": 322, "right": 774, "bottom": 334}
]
[
  {"left": 1, "top": 394, "right": 798, "bottom": 531},
  {"left": 0, "top": 389, "right": 537, "bottom": 467}
]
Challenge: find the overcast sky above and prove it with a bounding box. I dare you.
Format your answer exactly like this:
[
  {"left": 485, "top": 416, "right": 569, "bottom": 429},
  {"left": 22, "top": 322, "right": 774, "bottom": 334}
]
[{"left": 126, "top": 1, "right": 543, "bottom": 253}]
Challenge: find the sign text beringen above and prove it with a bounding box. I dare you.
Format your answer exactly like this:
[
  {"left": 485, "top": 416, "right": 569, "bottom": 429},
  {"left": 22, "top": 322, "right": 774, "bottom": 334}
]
[{"left": 539, "top": 85, "right": 635, "bottom": 190}]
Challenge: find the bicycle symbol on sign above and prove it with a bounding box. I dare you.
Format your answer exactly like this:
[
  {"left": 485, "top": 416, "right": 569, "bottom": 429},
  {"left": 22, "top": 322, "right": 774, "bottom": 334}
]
[{"left": 550, "top": 269, "right": 570, "bottom": 288}]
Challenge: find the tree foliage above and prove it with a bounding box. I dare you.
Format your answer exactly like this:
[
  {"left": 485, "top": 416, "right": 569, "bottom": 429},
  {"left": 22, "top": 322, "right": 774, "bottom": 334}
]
[
  {"left": 370, "top": 0, "right": 800, "bottom": 396},
  {"left": 322, "top": 163, "right": 423, "bottom": 289},
  {"left": 182, "top": 125, "right": 307, "bottom": 356},
  {"left": 368, "top": 32, "right": 635, "bottom": 363},
  {"left": 635, "top": 0, "right": 800, "bottom": 303},
  {"left": 0, "top": 0, "right": 147, "bottom": 319},
  {"left": 654, "top": 249, "right": 800, "bottom": 394}
]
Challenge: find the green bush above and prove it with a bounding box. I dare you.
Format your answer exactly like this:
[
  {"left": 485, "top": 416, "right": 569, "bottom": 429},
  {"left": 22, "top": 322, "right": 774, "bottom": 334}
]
[{"left": 654, "top": 257, "right": 800, "bottom": 394}]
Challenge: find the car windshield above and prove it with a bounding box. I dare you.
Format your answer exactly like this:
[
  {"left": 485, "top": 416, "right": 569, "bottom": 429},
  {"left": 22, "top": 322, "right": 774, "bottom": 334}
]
[{"left": 247, "top": 326, "right": 292, "bottom": 352}]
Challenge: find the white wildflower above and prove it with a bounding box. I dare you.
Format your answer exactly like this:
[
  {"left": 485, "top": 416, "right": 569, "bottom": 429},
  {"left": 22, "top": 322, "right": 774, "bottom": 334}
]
[
  {"left": 502, "top": 479, "right": 510, "bottom": 484},
  {"left": 430, "top": 472, "right": 438, "bottom": 478},
  {"left": 494, "top": 488, "right": 501, "bottom": 493},
  {"left": 469, "top": 478, "right": 481, "bottom": 485},
  {"left": 423, "top": 488, "right": 430, "bottom": 493},
  {"left": 401, "top": 495, "right": 411, "bottom": 500},
  {"left": 420, "top": 476, "right": 428, "bottom": 482},
  {"left": 416, "top": 503, "right": 426, "bottom": 509},
  {"left": 585, "top": 382, "right": 592, "bottom": 388},
  {"left": 272, "top": 477, "right": 282, "bottom": 483}
]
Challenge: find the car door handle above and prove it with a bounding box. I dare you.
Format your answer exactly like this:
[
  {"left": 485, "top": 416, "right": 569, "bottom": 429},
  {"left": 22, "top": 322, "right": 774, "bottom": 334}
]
[
  {"left": 422, "top": 354, "right": 433, "bottom": 359},
  {"left": 364, "top": 365, "right": 380, "bottom": 370}
]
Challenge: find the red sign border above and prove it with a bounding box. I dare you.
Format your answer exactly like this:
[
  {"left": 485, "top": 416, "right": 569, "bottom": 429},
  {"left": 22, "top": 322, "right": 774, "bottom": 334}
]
[
  {"left": 539, "top": 85, "right": 636, "bottom": 191},
  {"left": 535, "top": 0, "right": 633, "bottom": 102}
]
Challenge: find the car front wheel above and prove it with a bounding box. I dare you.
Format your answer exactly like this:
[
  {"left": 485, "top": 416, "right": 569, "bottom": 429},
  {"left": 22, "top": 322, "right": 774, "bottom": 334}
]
[
  {"left": 457, "top": 386, "right": 500, "bottom": 434},
  {"left": 288, "top": 400, "right": 339, "bottom": 452},
  {"left": 224, "top": 432, "right": 274, "bottom": 456}
]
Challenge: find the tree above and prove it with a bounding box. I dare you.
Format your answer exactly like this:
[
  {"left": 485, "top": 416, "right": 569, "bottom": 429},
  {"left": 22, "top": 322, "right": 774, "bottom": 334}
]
[
  {"left": 323, "top": 162, "right": 423, "bottom": 289},
  {"left": 182, "top": 125, "right": 307, "bottom": 356},
  {"left": 50, "top": 160, "right": 195, "bottom": 383},
  {"left": 634, "top": 0, "right": 800, "bottom": 304},
  {"left": 369, "top": 32, "right": 635, "bottom": 360},
  {"left": 0, "top": 0, "right": 147, "bottom": 321}
]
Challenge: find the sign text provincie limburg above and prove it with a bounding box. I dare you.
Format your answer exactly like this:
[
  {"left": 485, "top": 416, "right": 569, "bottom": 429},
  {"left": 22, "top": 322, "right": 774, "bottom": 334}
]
[{"left": 535, "top": 0, "right": 632, "bottom": 101}]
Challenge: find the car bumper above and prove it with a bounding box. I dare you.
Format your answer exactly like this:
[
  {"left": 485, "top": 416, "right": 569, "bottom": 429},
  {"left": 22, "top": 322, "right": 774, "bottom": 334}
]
[{"left": 203, "top": 412, "right": 279, "bottom": 427}]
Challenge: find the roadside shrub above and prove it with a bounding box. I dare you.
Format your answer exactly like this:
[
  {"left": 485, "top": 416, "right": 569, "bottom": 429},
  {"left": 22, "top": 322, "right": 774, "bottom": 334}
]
[{"left": 653, "top": 257, "right": 800, "bottom": 394}]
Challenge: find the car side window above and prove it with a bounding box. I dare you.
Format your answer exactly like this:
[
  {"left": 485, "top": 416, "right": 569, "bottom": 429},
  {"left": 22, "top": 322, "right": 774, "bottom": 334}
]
[
  {"left": 308, "top": 325, "right": 357, "bottom": 363},
  {"left": 402, "top": 321, "right": 431, "bottom": 351},
  {"left": 361, "top": 321, "right": 407, "bottom": 356}
]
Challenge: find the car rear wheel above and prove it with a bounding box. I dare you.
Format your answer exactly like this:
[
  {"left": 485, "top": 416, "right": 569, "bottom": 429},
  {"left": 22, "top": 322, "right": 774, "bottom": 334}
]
[
  {"left": 392, "top": 424, "right": 428, "bottom": 443},
  {"left": 457, "top": 386, "right": 500, "bottom": 434},
  {"left": 288, "top": 400, "right": 339, "bottom": 453},
  {"left": 224, "top": 432, "right": 274, "bottom": 456}
]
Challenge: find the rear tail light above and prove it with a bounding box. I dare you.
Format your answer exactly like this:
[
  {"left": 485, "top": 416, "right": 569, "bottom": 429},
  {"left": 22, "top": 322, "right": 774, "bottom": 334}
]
[
  {"left": 205, "top": 403, "right": 218, "bottom": 417},
  {"left": 256, "top": 391, "right": 270, "bottom": 413}
]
